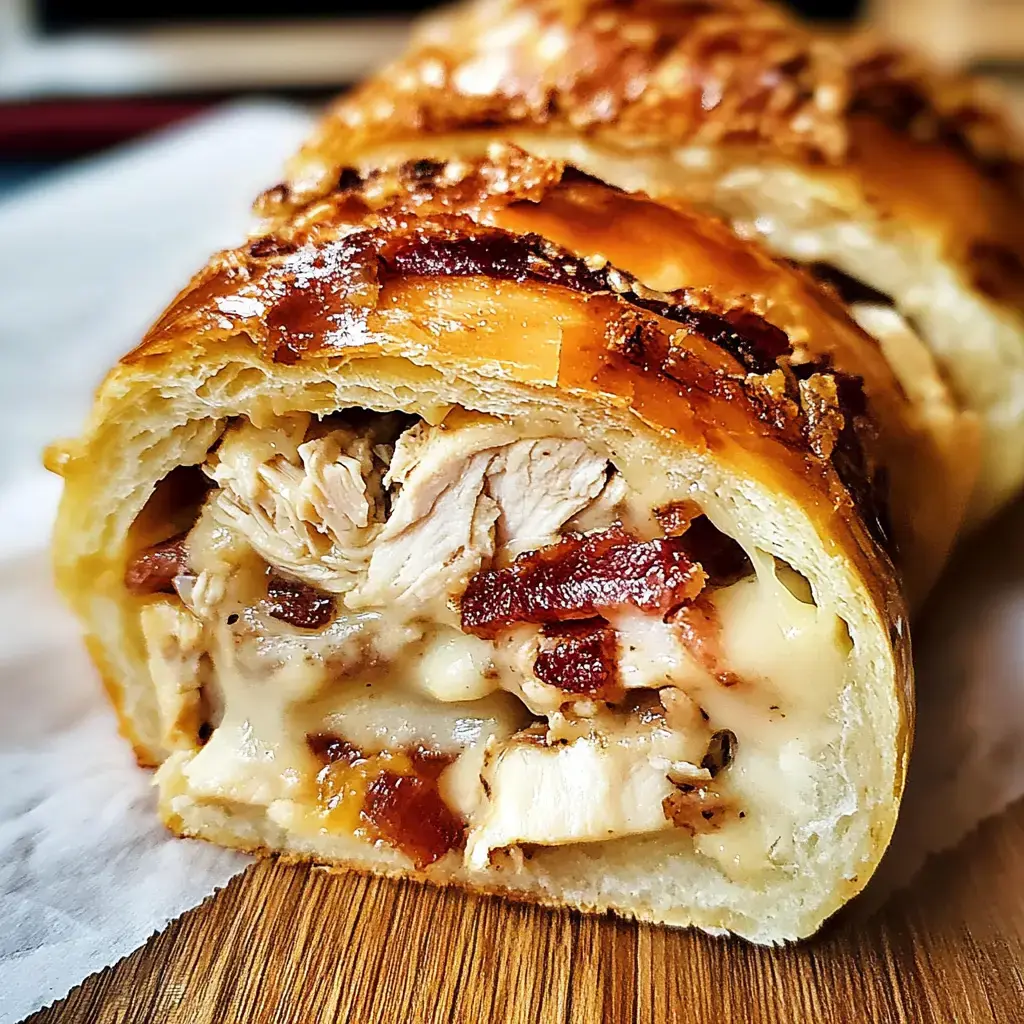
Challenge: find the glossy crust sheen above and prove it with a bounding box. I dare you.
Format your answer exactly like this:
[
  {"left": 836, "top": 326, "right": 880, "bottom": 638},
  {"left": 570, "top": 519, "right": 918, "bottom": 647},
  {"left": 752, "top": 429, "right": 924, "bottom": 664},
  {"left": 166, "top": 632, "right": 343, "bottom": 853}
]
[
  {"left": 143, "top": 154, "right": 901, "bottom": 556},
  {"left": 50, "top": 151, "right": 911, "bottom": 941}
]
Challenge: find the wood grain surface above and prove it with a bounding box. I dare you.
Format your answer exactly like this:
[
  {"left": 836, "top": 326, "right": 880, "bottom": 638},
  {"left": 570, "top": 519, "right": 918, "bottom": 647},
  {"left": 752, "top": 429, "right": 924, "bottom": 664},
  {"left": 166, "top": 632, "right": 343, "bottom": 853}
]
[{"left": 27, "top": 796, "right": 1024, "bottom": 1023}]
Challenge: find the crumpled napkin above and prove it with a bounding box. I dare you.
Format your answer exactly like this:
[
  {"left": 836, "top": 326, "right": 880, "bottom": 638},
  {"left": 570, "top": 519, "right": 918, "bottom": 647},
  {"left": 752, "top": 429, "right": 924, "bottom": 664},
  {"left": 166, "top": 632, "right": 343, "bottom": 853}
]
[{"left": 1, "top": 98, "right": 1023, "bottom": 1024}]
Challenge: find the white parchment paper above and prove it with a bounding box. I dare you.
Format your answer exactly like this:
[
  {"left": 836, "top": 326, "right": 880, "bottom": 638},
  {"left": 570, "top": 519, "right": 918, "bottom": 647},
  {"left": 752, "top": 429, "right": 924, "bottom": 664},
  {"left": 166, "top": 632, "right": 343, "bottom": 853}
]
[
  {"left": 0, "top": 554, "right": 250, "bottom": 1022},
  {"left": 0, "top": 99, "right": 1022, "bottom": 1024},
  {"left": 0, "top": 102, "right": 312, "bottom": 1024}
]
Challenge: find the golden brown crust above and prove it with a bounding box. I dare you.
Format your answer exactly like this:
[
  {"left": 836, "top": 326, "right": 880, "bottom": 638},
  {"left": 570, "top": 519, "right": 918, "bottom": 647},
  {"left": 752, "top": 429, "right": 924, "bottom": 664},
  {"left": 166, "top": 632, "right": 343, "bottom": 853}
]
[
  {"left": 52, "top": 151, "right": 916, "bottom": 686},
  {"left": 273, "top": 0, "right": 1022, "bottom": 212},
  {"left": 83, "top": 633, "right": 160, "bottom": 768},
  {"left": 139, "top": 148, "right": 960, "bottom": 600},
  {"left": 165, "top": 825, "right": 645, "bottom": 923},
  {"left": 166, "top": 814, "right": 869, "bottom": 937},
  {"left": 103, "top": 150, "right": 921, "bottom": 703},
  {"left": 835, "top": 117, "right": 1024, "bottom": 310},
  {"left": 135, "top": 153, "right": 895, "bottom": 566}
]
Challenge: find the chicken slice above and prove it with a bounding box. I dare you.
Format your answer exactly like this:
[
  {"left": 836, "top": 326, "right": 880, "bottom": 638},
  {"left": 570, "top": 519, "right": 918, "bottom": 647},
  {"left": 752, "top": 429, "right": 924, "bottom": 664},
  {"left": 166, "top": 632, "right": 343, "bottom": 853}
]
[
  {"left": 348, "top": 443, "right": 500, "bottom": 613},
  {"left": 465, "top": 735, "right": 702, "bottom": 868},
  {"left": 487, "top": 438, "right": 610, "bottom": 555},
  {"left": 140, "top": 598, "right": 210, "bottom": 751},
  {"left": 348, "top": 418, "right": 612, "bottom": 616},
  {"left": 205, "top": 413, "right": 392, "bottom": 593},
  {"left": 465, "top": 705, "right": 711, "bottom": 867}
]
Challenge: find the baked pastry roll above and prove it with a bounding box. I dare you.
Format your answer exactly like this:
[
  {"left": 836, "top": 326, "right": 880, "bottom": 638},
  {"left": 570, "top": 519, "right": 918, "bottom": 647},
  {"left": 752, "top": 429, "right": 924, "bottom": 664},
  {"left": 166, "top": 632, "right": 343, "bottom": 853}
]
[
  {"left": 51, "top": 152, "right": 914, "bottom": 942},
  {"left": 278, "top": 0, "right": 1019, "bottom": 527}
]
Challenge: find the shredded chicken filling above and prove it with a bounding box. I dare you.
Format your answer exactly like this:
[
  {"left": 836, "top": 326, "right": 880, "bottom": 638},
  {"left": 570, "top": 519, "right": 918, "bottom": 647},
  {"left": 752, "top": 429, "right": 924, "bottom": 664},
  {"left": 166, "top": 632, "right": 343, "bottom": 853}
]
[{"left": 134, "top": 409, "right": 853, "bottom": 879}]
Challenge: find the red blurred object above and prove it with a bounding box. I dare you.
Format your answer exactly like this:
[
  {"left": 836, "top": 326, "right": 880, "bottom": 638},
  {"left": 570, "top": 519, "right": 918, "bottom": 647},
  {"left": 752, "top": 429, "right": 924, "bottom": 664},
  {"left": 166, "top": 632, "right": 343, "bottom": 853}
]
[{"left": 0, "top": 98, "right": 215, "bottom": 158}]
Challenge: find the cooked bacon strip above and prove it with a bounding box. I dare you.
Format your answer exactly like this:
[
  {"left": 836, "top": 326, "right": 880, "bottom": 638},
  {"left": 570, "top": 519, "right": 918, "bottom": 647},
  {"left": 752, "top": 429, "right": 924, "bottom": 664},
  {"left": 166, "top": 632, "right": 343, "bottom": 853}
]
[
  {"left": 461, "top": 527, "right": 706, "bottom": 638},
  {"left": 308, "top": 735, "right": 463, "bottom": 868},
  {"left": 267, "top": 573, "right": 335, "bottom": 630},
  {"left": 362, "top": 770, "right": 465, "bottom": 870},
  {"left": 534, "top": 621, "right": 623, "bottom": 702},
  {"left": 408, "top": 748, "right": 458, "bottom": 782},
  {"left": 653, "top": 500, "right": 702, "bottom": 537},
  {"left": 124, "top": 533, "right": 189, "bottom": 595}
]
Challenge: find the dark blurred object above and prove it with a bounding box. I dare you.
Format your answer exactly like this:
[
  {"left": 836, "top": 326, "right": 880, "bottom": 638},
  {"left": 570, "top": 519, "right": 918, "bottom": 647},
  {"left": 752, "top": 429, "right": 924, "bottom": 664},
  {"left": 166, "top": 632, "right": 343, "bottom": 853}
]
[
  {"left": 0, "top": 0, "right": 409, "bottom": 160},
  {"left": 33, "top": 0, "right": 863, "bottom": 33},
  {"left": 0, "top": 5, "right": 411, "bottom": 102},
  {"left": 38, "top": 0, "right": 435, "bottom": 29},
  {"left": 787, "top": 0, "right": 862, "bottom": 17},
  {"left": 0, "top": 98, "right": 223, "bottom": 159},
  {"left": 39, "top": 0, "right": 860, "bottom": 27}
]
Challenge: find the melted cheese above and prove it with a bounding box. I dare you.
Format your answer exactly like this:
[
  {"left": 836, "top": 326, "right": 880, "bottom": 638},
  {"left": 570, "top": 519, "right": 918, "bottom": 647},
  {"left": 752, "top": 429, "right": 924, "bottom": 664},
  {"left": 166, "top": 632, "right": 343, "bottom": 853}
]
[
  {"left": 412, "top": 629, "right": 500, "bottom": 703},
  {"left": 687, "top": 555, "right": 851, "bottom": 879}
]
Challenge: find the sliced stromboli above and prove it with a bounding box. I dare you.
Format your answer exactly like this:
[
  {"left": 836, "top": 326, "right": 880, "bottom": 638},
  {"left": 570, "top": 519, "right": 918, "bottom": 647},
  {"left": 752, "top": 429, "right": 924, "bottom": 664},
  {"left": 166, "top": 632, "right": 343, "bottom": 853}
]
[
  {"left": 50, "top": 152, "right": 910, "bottom": 944},
  {"left": 273, "top": 0, "right": 1024, "bottom": 534}
]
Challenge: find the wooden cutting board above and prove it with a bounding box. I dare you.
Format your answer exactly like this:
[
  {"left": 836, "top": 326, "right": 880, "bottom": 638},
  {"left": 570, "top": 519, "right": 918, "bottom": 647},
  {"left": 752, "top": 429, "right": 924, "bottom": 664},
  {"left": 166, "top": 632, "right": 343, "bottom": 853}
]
[{"left": 27, "top": 796, "right": 1024, "bottom": 1023}]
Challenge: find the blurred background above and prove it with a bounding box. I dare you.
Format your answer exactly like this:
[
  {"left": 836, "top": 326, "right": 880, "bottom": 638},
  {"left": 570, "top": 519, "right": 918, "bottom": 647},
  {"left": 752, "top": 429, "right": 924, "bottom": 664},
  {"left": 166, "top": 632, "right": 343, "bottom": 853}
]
[{"left": 1, "top": 0, "right": 1022, "bottom": 192}]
